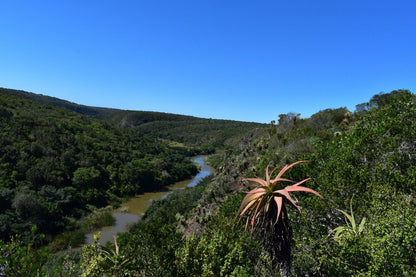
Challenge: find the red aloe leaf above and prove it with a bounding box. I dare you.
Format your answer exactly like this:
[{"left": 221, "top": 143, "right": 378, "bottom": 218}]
[
  {"left": 238, "top": 196, "right": 262, "bottom": 218},
  {"left": 236, "top": 189, "right": 265, "bottom": 219},
  {"left": 292, "top": 177, "right": 312, "bottom": 187},
  {"left": 250, "top": 201, "right": 263, "bottom": 231},
  {"left": 244, "top": 214, "right": 251, "bottom": 231},
  {"left": 243, "top": 177, "right": 269, "bottom": 188},
  {"left": 250, "top": 214, "right": 256, "bottom": 231},
  {"left": 268, "top": 165, "right": 280, "bottom": 181},
  {"left": 273, "top": 196, "right": 283, "bottom": 224},
  {"left": 253, "top": 197, "right": 265, "bottom": 220},
  {"left": 271, "top": 177, "right": 294, "bottom": 185},
  {"left": 237, "top": 193, "right": 256, "bottom": 212},
  {"left": 238, "top": 200, "right": 256, "bottom": 219},
  {"left": 265, "top": 163, "right": 272, "bottom": 183},
  {"left": 241, "top": 187, "right": 265, "bottom": 201},
  {"left": 247, "top": 187, "right": 266, "bottom": 194},
  {"left": 240, "top": 189, "right": 265, "bottom": 209},
  {"left": 272, "top": 160, "right": 308, "bottom": 183},
  {"left": 265, "top": 199, "right": 270, "bottom": 214},
  {"left": 244, "top": 202, "right": 260, "bottom": 230},
  {"left": 276, "top": 189, "right": 301, "bottom": 212},
  {"left": 285, "top": 185, "right": 324, "bottom": 199}
]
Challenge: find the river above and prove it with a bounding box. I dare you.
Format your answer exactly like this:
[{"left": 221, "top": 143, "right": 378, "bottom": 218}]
[{"left": 84, "top": 155, "right": 213, "bottom": 245}]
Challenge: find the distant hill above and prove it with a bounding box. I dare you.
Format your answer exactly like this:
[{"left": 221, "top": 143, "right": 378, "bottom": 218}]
[
  {"left": 100, "top": 110, "right": 266, "bottom": 149},
  {"left": 1, "top": 87, "right": 267, "bottom": 149},
  {"left": 0, "top": 87, "right": 116, "bottom": 116}
]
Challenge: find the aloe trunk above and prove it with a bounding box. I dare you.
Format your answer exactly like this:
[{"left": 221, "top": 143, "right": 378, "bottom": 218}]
[{"left": 260, "top": 203, "right": 292, "bottom": 276}]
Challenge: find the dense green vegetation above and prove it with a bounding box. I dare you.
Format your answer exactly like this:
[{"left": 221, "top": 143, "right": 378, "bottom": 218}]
[
  {"left": 1, "top": 88, "right": 266, "bottom": 151},
  {"left": 0, "top": 87, "right": 203, "bottom": 244},
  {"left": 99, "top": 110, "right": 266, "bottom": 151},
  {"left": 1, "top": 88, "right": 416, "bottom": 276},
  {"left": 0, "top": 88, "right": 117, "bottom": 117}
]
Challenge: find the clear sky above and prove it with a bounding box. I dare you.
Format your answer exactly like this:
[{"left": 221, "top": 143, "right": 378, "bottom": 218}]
[{"left": 1, "top": 0, "right": 415, "bottom": 123}]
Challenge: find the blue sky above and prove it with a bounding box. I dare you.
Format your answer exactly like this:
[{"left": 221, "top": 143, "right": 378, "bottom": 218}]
[{"left": 1, "top": 0, "right": 415, "bottom": 123}]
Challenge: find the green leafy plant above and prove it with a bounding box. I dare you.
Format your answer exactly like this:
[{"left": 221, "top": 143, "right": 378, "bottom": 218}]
[
  {"left": 0, "top": 226, "right": 48, "bottom": 276},
  {"left": 80, "top": 233, "right": 135, "bottom": 276},
  {"left": 331, "top": 196, "right": 366, "bottom": 243},
  {"left": 236, "top": 161, "right": 323, "bottom": 276}
]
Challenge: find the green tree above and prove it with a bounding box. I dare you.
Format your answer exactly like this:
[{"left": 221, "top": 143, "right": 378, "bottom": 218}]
[{"left": 13, "top": 189, "right": 44, "bottom": 228}]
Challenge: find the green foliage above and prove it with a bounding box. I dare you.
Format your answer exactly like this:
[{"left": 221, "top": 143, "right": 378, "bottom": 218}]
[
  {"left": 104, "top": 176, "right": 213, "bottom": 275},
  {"left": 79, "top": 234, "right": 135, "bottom": 277},
  {"left": 3, "top": 87, "right": 416, "bottom": 275},
  {"left": 366, "top": 195, "right": 416, "bottom": 276},
  {"left": 299, "top": 191, "right": 416, "bottom": 276},
  {"left": 101, "top": 110, "right": 266, "bottom": 151},
  {"left": 311, "top": 89, "right": 416, "bottom": 207},
  {"left": 175, "top": 218, "right": 259, "bottom": 277},
  {"left": 290, "top": 90, "right": 416, "bottom": 275},
  {"left": 0, "top": 88, "right": 199, "bottom": 243},
  {"left": 356, "top": 89, "right": 414, "bottom": 112},
  {"left": 0, "top": 226, "right": 49, "bottom": 276},
  {"left": 330, "top": 196, "right": 366, "bottom": 244}
]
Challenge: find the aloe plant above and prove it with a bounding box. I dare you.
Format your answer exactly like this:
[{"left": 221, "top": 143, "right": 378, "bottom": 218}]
[
  {"left": 80, "top": 234, "right": 135, "bottom": 276},
  {"left": 331, "top": 196, "right": 366, "bottom": 244},
  {"left": 236, "top": 161, "right": 323, "bottom": 277}
]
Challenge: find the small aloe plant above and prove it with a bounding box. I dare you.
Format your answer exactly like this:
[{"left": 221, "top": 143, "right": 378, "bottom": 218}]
[
  {"left": 236, "top": 160, "right": 323, "bottom": 231},
  {"left": 81, "top": 234, "right": 134, "bottom": 276},
  {"left": 331, "top": 196, "right": 366, "bottom": 242}
]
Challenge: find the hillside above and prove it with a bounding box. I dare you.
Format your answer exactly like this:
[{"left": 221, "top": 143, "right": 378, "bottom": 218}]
[
  {"left": 0, "top": 87, "right": 116, "bottom": 116},
  {"left": 2, "top": 89, "right": 416, "bottom": 276},
  {"left": 0, "top": 87, "right": 263, "bottom": 247},
  {"left": 1, "top": 87, "right": 266, "bottom": 151},
  {"left": 107, "top": 90, "right": 414, "bottom": 276},
  {"left": 0, "top": 88, "right": 203, "bottom": 244},
  {"left": 100, "top": 110, "right": 266, "bottom": 150}
]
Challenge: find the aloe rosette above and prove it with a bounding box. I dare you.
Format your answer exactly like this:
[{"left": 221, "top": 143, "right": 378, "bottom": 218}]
[
  {"left": 237, "top": 161, "right": 323, "bottom": 231},
  {"left": 331, "top": 196, "right": 366, "bottom": 242}
]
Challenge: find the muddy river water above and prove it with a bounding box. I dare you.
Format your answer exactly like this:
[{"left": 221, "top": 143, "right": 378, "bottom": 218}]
[{"left": 84, "top": 155, "right": 213, "bottom": 245}]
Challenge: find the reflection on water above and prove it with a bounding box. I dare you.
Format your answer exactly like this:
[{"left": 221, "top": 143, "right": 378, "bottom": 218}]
[{"left": 85, "top": 155, "right": 213, "bottom": 245}]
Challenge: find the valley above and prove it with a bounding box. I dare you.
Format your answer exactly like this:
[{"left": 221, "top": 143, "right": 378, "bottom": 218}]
[
  {"left": 1, "top": 88, "right": 415, "bottom": 276},
  {"left": 84, "top": 155, "right": 214, "bottom": 245}
]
